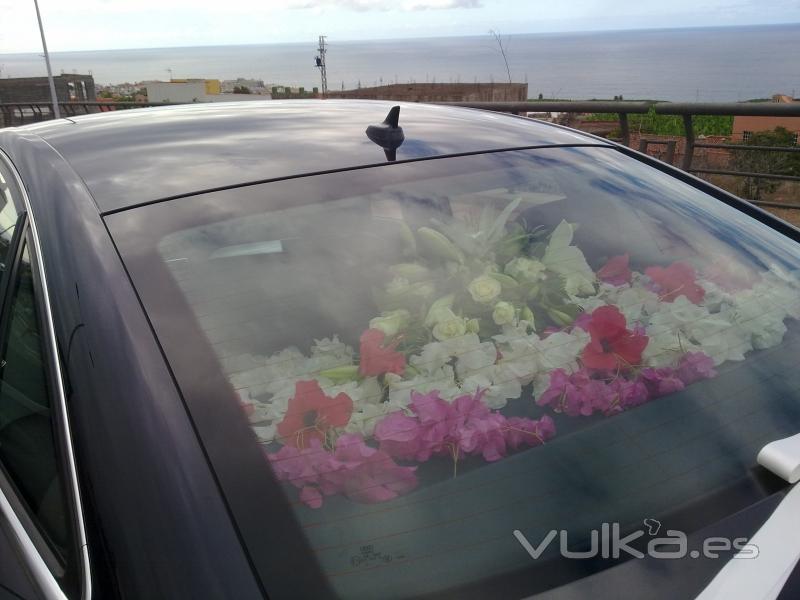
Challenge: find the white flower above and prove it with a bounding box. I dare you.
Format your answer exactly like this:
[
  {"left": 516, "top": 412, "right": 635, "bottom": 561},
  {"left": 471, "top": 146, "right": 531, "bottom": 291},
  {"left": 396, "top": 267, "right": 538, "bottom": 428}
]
[
  {"left": 531, "top": 329, "right": 589, "bottom": 393},
  {"left": 537, "top": 329, "right": 589, "bottom": 372},
  {"left": 369, "top": 309, "right": 411, "bottom": 337},
  {"left": 424, "top": 294, "right": 455, "bottom": 327},
  {"left": 643, "top": 298, "right": 752, "bottom": 367},
  {"left": 504, "top": 256, "right": 547, "bottom": 284},
  {"left": 757, "top": 274, "right": 800, "bottom": 320},
  {"left": 688, "top": 317, "right": 752, "bottom": 365},
  {"left": 308, "top": 335, "right": 354, "bottom": 370},
  {"left": 467, "top": 275, "right": 502, "bottom": 304},
  {"left": 614, "top": 286, "right": 659, "bottom": 323},
  {"left": 455, "top": 340, "right": 498, "bottom": 377},
  {"left": 492, "top": 301, "right": 516, "bottom": 325},
  {"left": 386, "top": 276, "right": 410, "bottom": 294},
  {"left": 432, "top": 309, "right": 468, "bottom": 340},
  {"left": 575, "top": 295, "right": 607, "bottom": 314},
  {"left": 727, "top": 286, "right": 789, "bottom": 350},
  {"left": 461, "top": 367, "right": 523, "bottom": 409},
  {"left": 385, "top": 366, "right": 461, "bottom": 405},
  {"left": 642, "top": 328, "right": 693, "bottom": 368},
  {"left": 542, "top": 220, "right": 596, "bottom": 296}
]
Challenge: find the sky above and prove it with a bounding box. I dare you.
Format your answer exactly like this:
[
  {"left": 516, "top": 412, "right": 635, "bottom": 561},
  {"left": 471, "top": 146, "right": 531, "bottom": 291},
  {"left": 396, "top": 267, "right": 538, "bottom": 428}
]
[{"left": 0, "top": 0, "right": 798, "bottom": 54}]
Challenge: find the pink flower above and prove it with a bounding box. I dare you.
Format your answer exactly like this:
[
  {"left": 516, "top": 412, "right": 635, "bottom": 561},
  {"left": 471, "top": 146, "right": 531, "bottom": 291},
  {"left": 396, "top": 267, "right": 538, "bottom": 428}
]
[
  {"left": 504, "top": 415, "right": 556, "bottom": 449},
  {"left": 333, "top": 434, "right": 418, "bottom": 504},
  {"left": 267, "top": 433, "right": 418, "bottom": 508},
  {"left": 645, "top": 262, "right": 705, "bottom": 303},
  {"left": 611, "top": 378, "right": 649, "bottom": 410},
  {"left": 675, "top": 352, "right": 717, "bottom": 385},
  {"left": 640, "top": 367, "right": 685, "bottom": 397},
  {"left": 538, "top": 368, "right": 653, "bottom": 417},
  {"left": 299, "top": 486, "right": 323, "bottom": 509},
  {"left": 374, "top": 391, "right": 454, "bottom": 461},
  {"left": 267, "top": 439, "right": 339, "bottom": 497},
  {"left": 451, "top": 393, "right": 508, "bottom": 461},
  {"left": 377, "top": 390, "right": 558, "bottom": 465},
  {"left": 408, "top": 390, "right": 456, "bottom": 460},
  {"left": 598, "top": 254, "right": 632, "bottom": 286},
  {"left": 373, "top": 411, "right": 422, "bottom": 460}
]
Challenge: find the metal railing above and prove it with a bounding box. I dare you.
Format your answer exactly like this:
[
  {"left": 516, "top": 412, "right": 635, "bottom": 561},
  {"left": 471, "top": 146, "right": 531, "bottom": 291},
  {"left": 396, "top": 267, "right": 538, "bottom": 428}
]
[{"left": 440, "top": 100, "right": 800, "bottom": 210}]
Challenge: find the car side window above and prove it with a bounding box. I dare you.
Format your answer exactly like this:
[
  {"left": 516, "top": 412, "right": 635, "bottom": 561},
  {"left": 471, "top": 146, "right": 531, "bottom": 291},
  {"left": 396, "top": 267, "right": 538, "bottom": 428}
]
[
  {"left": 0, "top": 238, "right": 77, "bottom": 588},
  {"left": 0, "top": 163, "right": 20, "bottom": 275}
]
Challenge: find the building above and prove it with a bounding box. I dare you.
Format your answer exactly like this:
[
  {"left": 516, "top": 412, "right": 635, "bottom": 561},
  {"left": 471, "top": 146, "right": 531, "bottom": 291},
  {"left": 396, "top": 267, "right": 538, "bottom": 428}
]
[
  {"left": 0, "top": 74, "right": 96, "bottom": 103},
  {"left": 270, "top": 85, "right": 319, "bottom": 99},
  {"left": 732, "top": 94, "right": 800, "bottom": 143},
  {"left": 221, "top": 78, "right": 269, "bottom": 94},
  {"left": 328, "top": 82, "right": 528, "bottom": 103},
  {"left": 145, "top": 80, "right": 270, "bottom": 103}
]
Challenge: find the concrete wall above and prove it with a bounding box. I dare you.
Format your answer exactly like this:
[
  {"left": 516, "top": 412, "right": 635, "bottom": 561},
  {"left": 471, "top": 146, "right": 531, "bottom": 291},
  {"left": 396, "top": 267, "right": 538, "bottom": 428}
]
[
  {"left": 328, "top": 82, "right": 528, "bottom": 103},
  {"left": 732, "top": 115, "right": 800, "bottom": 139},
  {"left": 146, "top": 82, "right": 271, "bottom": 103},
  {"left": 146, "top": 82, "right": 207, "bottom": 103}
]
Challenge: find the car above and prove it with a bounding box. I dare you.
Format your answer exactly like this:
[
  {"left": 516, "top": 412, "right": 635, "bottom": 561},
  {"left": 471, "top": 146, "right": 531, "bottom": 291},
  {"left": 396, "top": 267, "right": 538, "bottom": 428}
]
[{"left": 0, "top": 100, "right": 799, "bottom": 600}]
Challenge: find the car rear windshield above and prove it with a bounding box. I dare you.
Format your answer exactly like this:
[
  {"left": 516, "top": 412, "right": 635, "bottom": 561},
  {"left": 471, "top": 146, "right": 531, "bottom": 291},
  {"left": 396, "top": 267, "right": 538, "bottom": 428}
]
[{"left": 108, "top": 146, "right": 800, "bottom": 599}]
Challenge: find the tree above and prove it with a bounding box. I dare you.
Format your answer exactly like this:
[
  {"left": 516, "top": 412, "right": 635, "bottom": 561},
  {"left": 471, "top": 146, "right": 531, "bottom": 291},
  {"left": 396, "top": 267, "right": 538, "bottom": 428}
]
[
  {"left": 732, "top": 127, "right": 800, "bottom": 201},
  {"left": 233, "top": 85, "right": 251, "bottom": 94}
]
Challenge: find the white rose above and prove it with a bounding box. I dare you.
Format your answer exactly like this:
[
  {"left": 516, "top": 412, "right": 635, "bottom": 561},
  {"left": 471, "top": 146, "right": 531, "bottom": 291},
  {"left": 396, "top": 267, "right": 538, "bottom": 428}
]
[
  {"left": 492, "top": 301, "right": 516, "bottom": 325},
  {"left": 369, "top": 309, "right": 411, "bottom": 337},
  {"left": 468, "top": 275, "right": 502, "bottom": 304},
  {"left": 432, "top": 310, "right": 468, "bottom": 340},
  {"left": 386, "top": 276, "right": 410, "bottom": 294},
  {"left": 424, "top": 294, "right": 455, "bottom": 327}
]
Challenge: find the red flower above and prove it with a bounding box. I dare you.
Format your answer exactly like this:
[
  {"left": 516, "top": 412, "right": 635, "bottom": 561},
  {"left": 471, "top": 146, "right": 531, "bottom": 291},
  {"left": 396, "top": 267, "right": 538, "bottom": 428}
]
[
  {"left": 359, "top": 328, "right": 406, "bottom": 377},
  {"left": 597, "top": 254, "right": 632, "bottom": 286},
  {"left": 581, "top": 306, "right": 648, "bottom": 370},
  {"left": 277, "top": 380, "right": 353, "bottom": 448},
  {"left": 645, "top": 262, "right": 705, "bottom": 303}
]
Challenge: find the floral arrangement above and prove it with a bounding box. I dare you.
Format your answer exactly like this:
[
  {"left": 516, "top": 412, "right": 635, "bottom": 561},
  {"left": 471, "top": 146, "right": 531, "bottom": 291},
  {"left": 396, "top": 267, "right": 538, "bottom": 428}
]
[{"left": 231, "top": 199, "right": 800, "bottom": 509}]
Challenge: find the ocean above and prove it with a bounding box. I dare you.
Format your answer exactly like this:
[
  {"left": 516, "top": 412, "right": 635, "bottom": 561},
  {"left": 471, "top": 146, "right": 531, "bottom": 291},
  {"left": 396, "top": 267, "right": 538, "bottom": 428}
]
[{"left": 1, "top": 24, "right": 799, "bottom": 102}]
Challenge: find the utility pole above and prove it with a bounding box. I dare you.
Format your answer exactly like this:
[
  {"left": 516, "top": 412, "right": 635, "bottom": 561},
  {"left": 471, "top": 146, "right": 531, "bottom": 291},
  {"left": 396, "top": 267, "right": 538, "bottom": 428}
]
[
  {"left": 33, "top": 0, "right": 60, "bottom": 119},
  {"left": 315, "top": 35, "right": 328, "bottom": 97}
]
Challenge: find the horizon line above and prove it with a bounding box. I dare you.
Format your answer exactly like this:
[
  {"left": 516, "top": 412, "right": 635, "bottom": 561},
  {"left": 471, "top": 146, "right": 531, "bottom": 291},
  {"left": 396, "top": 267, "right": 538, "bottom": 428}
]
[{"left": 1, "top": 21, "right": 798, "bottom": 56}]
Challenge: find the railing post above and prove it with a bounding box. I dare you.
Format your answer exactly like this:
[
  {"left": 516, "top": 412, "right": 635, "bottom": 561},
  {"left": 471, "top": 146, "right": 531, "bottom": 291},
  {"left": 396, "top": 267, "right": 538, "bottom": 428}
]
[
  {"left": 664, "top": 140, "right": 677, "bottom": 165},
  {"left": 682, "top": 114, "right": 695, "bottom": 171},
  {"left": 618, "top": 112, "right": 630, "bottom": 147}
]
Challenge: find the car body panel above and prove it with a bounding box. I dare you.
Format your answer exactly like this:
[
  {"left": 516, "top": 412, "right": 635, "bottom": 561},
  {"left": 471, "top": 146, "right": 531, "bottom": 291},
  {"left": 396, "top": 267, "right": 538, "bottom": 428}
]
[
  {"left": 0, "top": 131, "right": 263, "bottom": 599},
  {"left": 2, "top": 101, "right": 800, "bottom": 599},
  {"left": 21, "top": 100, "right": 598, "bottom": 213}
]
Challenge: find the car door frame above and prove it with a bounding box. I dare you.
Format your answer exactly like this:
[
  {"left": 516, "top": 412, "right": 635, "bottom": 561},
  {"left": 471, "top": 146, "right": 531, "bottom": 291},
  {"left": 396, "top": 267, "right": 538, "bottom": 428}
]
[{"left": 0, "top": 149, "right": 91, "bottom": 600}]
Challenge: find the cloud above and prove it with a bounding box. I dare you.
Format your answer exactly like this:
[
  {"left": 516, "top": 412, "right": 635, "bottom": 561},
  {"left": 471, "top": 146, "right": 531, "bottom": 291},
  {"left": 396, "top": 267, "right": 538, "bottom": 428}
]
[{"left": 291, "top": 0, "right": 481, "bottom": 10}]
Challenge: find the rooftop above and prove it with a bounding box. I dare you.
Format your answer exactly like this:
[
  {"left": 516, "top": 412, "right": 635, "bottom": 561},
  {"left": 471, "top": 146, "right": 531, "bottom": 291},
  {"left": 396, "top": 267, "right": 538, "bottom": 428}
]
[{"left": 12, "top": 100, "right": 600, "bottom": 213}]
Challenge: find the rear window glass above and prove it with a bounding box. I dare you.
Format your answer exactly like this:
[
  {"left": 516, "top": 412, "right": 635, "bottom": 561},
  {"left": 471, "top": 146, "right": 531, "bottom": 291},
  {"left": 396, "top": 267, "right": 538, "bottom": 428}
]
[{"left": 108, "top": 146, "right": 800, "bottom": 598}]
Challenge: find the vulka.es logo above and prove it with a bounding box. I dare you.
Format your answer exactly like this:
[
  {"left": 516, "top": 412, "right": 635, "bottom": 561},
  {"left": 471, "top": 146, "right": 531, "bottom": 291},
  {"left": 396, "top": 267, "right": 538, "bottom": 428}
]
[{"left": 513, "top": 519, "right": 759, "bottom": 561}]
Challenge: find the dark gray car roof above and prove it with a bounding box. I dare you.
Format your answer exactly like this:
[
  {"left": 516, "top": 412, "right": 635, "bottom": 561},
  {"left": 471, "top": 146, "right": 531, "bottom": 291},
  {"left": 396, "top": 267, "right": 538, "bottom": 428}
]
[{"left": 14, "top": 99, "right": 604, "bottom": 213}]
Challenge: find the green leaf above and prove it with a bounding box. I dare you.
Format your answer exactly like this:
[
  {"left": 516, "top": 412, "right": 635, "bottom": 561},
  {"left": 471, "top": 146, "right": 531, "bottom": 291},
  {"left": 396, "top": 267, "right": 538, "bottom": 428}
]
[
  {"left": 319, "top": 365, "right": 360, "bottom": 384},
  {"left": 417, "top": 227, "right": 464, "bottom": 264}
]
